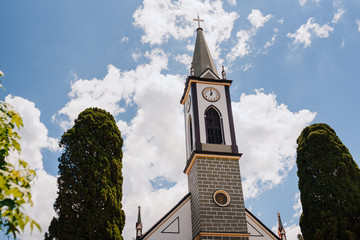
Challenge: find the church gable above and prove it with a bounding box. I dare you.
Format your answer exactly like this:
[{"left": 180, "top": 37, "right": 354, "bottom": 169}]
[
  {"left": 199, "top": 68, "right": 220, "bottom": 80},
  {"left": 246, "top": 209, "right": 280, "bottom": 240},
  {"left": 141, "top": 194, "right": 192, "bottom": 240}
]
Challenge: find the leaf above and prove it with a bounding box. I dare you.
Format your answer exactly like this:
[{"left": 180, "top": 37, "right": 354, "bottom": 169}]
[{"left": 11, "top": 112, "right": 23, "bottom": 129}]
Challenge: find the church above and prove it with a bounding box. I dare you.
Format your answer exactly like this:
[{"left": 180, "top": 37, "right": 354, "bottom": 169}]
[{"left": 134, "top": 19, "right": 286, "bottom": 240}]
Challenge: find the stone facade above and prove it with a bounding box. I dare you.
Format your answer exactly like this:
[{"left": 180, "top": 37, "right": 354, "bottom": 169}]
[{"left": 188, "top": 156, "right": 248, "bottom": 240}]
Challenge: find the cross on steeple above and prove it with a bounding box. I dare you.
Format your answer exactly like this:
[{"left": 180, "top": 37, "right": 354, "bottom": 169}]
[{"left": 193, "top": 15, "right": 204, "bottom": 28}]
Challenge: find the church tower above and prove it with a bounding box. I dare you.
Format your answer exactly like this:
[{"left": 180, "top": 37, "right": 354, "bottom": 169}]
[
  {"left": 136, "top": 18, "right": 281, "bottom": 240},
  {"left": 180, "top": 20, "right": 249, "bottom": 239}
]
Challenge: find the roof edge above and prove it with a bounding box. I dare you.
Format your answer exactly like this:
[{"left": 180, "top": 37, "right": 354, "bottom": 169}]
[
  {"left": 245, "top": 208, "right": 281, "bottom": 240},
  {"left": 140, "top": 193, "right": 191, "bottom": 239}
]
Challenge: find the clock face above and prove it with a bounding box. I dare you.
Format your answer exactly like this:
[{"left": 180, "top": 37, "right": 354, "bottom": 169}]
[{"left": 202, "top": 87, "right": 220, "bottom": 102}]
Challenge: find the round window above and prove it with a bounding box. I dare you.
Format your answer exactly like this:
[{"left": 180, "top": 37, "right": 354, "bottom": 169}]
[{"left": 213, "top": 190, "right": 231, "bottom": 207}]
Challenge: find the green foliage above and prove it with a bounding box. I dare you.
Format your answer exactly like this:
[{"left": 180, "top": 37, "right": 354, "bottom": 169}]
[
  {"left": 45, "top": 107, "right": 125, "bottom": 240},
  {"left": 0, "top": 99, "right": 40, "bottom": 238},
  {"left": 297, "top": 123, "right": 360, "bottom": 240}
]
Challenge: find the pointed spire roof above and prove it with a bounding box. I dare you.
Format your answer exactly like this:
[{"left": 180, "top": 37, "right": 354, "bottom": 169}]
[
  {"left": 277, "top": 212, "right": 287, "bottom": 240},
  {"left": 192, "top": 28, "right": 219, "bottom": 78},
  {"left": 136, "top": 205, "right": 142, "bottom": 226}
]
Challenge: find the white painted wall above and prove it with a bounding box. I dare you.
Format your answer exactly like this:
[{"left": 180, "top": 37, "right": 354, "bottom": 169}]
[
  {"left": 143, "top": 197, "right": 192, "bottom": 240},
  {"left": 246, "top": 212, "right": 279, "bottom": 240}
]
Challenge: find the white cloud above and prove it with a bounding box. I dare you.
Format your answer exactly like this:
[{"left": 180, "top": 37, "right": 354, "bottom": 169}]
[
  {"left": 293, "top": 192, "right": 302, "bottom": 218},
  {"left": 285, "top": 193, "right": 303, "bottom": 238},
  {"left": 340, "top": 38, "right": 345, "bottom": 48},
  {"left": 299, "top": 0, "right": 322, "bottom": 6},
  {"left": 5, "top": 96, "right": 60, "bottom": 169},
  {"left": 356, "top": 19, "right": 360, "bottom": 32},
  {"left": 54, "top": 64, "right": 129, "bottom": 130},
  {"left": 242, "top": 63, "right": 254, "bottom": 72},
  {"left": 299, "top": 0, "right": 307, "bottom": 7},
  {"left": 227, "top": 0, "right": 236, "bottom": 6},
  {"left": 247, "top": 9, "right": 273, "bottom": 30},
  {"left": 227, "top": 9, "right": 274, "bottom": 64},
  {"left": 285, "top": 224, "right": 302, "bottom": 240},
  {"left": 19, "top": 170, "right": 57, "bottom": 240},
  {"left": 4, "top": 96, "right": 59, "bottom": 240},
  {"left": 264, "top": 28, "right": 278, "bottom": 49},
  {"left": 174, "top": 53, "right": 192, "bottom": 67},
  {"left": 132, "top": 52, "right": 142, "bottom": 62},
  {"left": 332, "top": 8, "right": 346, "bottom": 24},
  {"left": 287, "top": 17, "right": 334, "bottom": 48},
  {"left": 133, "top": 0, "right": 239, "bottom": 72},
  {"left": 227, "top": 30, "right": 252, "bottom": 62},
  {"left": 134, "top": 4, "right": 276, "bottom": 68},
  {"left": 133, "top": 0, "right": 238, "bottom": 48},
  {"left": 232, "top": 89, "right": 316, "bottom": 198},
  {"left": 121, "top": 36, "right": 129, "bottom": 43},
  {"left": 333, "top": 0, "right": 342, "bottom": 7}
]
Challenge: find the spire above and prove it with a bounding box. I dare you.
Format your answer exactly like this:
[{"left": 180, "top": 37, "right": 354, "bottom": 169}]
[
  {"left": 191, "top": 22, "right": 219, "bottom": 78},
  {"left": 136, "top": 206, "right": 142, "bottom": 240},
  {"left": 277, "top": 212, "right": 287, "bottom": 240},
  {"left": 137, "top": 206, "right": 142, "bottom": 225}
]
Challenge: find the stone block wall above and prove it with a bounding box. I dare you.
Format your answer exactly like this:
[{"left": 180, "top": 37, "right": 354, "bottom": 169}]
[{"left": 188, "top": 156, "right": 248, "bottom": 240}]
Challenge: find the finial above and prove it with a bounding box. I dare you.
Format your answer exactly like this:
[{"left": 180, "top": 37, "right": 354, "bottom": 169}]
[
  {"left": 193, "top": 15, "right": 204, "bottom": 29},
  {"left": 222, "top": 66, "right": 227, "bottom": 79},
  {"left": 190, "top": 62, "right": 195, "bottom": 76}
]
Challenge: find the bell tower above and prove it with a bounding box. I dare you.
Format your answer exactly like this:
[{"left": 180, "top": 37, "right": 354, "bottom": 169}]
[{"left": 180, "top": 20, "right": 249, "bottom": 240}]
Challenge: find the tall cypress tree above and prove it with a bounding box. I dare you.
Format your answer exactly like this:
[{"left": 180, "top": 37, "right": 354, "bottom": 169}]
[
  {"left": 45, "top": 108, "right": 125, "bottom": 240},
  {"left": 296, "top": 123, "right": 360, "bottom": 240}
]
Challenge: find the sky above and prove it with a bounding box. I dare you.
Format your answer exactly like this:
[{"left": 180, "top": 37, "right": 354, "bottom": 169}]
[{"left": 1, "top": 0, "right": 360, "bottom": 239}]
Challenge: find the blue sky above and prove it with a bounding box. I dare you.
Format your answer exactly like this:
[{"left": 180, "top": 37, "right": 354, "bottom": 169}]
[{"left": 1, "top": 0, "right": 360, "bottom": 239}]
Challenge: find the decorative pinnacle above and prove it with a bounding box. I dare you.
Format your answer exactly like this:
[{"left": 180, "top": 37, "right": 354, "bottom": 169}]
[
  {"left": 193, "top": 15, "right": 204, "bottom": 29},
  {"left": 136, "top": 205, "right": 142, "bottom": 225},
  {"left": 221, "top": 66, "right": 226, "bottom": 79}
]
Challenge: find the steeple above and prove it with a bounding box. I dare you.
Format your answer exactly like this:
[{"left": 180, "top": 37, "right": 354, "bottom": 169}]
[
  {"left": 136, "top": 206, "right": 143, "bottom": 240},
  {"left": 191, "top": 27, "right": 219, "bottom": 78},
  {"left": 277, "top": 212, "right": 287, "bottom": 240},
  {"left": 180, "top": 19, "right": 247, "bottom": 240}
]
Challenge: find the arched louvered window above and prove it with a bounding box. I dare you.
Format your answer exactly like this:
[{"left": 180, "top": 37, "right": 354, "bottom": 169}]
[
  {"left": 189, "top": 115, "right": 193, "bottom": 150},
  {"left": 205, "top": 107, "right": 223, "bottom": 144}
]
